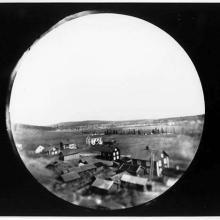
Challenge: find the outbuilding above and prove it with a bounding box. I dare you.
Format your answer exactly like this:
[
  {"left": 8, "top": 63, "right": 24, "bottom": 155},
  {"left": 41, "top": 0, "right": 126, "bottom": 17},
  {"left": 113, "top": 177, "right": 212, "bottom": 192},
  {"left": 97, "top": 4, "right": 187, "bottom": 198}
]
[
  {"left": 61, "top": 171, "right": 80, "bottom": 183},
  {"left": 59, "top": 149, "right": 82, "bottom": 161},
  {"left": 121, "top": 174, "right": 149, "bottom": 191},
  {"left": 70, "top": 164, "right": 97, "bottom": 175},
  {"left": 91, "top": 178, "right": 115, "bottom": 194}
]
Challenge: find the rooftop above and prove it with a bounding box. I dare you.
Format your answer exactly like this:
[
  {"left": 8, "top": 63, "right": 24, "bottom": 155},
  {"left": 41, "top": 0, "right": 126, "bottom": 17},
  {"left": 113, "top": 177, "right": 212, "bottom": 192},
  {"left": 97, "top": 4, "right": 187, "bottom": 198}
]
[
  {"left": 127, "top": 165, "right": 143, "bottom": 174},
  {"left": 118, "top": 163, "right": 130, "bottom": 172},
  {"left": 61, "top": 148, "right": 82, "bottom": 156},
  {"left": 92, "top": 178, "right": 114, "bottom": 190},
  {"left": 121, "top": 174, "right": 148, "bottom": 186},
  {"left": 94, "top": 162, "right": 104, "bottom": 168},
  {"left": 61, "top": 171, "right": 80, "bottom": 182},
  {"left": 68, "top": 164, "right": 97, "bottom": 173}
]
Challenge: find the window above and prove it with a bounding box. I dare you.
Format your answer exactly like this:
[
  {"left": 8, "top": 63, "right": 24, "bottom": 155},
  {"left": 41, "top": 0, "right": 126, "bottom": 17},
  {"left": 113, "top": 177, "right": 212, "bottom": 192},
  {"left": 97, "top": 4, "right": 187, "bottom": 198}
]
[
  {"left": 116, "top": 151, "right": 119, "bottom": 155},
  {"left": 158, "top": 160, "right": 162, "bottom": 167},
  {"left": 161, "top": 153, "right": 164, "bottom": 158},
  {"left": 115, "top": 148, "right": 117, "bottom": 151},
  {"left": 117, "top": 156, "right": 119, "bottom": 160},
  {"left": 113, "top": 157, "right": 116, "bottom": 160}
]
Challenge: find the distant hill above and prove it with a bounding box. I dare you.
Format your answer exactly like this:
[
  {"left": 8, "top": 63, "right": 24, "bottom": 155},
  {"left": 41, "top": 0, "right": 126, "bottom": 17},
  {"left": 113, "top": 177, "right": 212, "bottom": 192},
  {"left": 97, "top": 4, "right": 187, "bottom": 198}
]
[
  {"left": 51, "top": 114, "right": 204, "bottom": 129},
  {"left": 11, "top": 114, "right": 204, "bottom": 132},
  {"left": 51, "top": 120, "right": 113, "bottom": 128},
  {"left": 11, "top": 123, "right": 55, "bottom": 132}
]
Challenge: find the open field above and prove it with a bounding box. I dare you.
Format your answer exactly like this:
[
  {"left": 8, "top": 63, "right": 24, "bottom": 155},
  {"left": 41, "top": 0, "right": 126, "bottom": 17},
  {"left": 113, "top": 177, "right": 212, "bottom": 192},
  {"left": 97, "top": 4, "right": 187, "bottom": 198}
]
[{"left": 13, "top": 131, "right": 202, "bottom": 170}]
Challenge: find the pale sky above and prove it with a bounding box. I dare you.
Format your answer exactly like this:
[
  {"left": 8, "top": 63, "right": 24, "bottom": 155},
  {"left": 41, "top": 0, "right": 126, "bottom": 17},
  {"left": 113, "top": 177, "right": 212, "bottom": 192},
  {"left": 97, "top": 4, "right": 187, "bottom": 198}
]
[{"left": 9, "top": 13, "right": 205, "bottom": 126}]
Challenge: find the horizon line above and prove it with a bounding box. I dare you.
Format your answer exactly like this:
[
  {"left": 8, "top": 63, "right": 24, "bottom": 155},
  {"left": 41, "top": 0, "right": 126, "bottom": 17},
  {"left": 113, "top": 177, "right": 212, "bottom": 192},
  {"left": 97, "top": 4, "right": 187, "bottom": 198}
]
[{"left": 10, "top": 113, "right": 205, "bottom": 127}]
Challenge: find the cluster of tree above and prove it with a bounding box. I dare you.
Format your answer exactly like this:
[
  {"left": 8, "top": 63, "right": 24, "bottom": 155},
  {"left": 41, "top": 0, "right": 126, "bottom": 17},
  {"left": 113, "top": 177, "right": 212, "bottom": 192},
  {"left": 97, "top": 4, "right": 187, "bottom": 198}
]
[
  {"left": 73, "top": 126, "right": 201, "bottom": 136},
  {"left": 104, "top": 128, "right": 167, "bottom": 135}
]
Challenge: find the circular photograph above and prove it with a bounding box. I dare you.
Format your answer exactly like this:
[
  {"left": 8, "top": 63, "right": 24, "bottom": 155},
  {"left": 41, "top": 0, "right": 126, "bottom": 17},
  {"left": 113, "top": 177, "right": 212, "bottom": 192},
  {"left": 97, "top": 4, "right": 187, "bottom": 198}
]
[{"left": 7, "top": 12, "right": 205, "bottom": 210}]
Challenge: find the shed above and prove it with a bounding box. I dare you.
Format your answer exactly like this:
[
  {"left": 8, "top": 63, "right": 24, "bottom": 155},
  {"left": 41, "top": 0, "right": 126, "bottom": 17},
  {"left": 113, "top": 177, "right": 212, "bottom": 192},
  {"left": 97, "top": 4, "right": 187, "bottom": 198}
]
[
  {"left": 91, "top": 178, "right": 115, "bottom": 193},
  {"left": 59, "top": 149, "right": 82, "bottom": 161},
  {"left": 68, "top": 164, "right": 97, "bottom": 175},
  {"left": 121, "top": 174, "right": 149, "bottom": 191},
  {"left": 127, "top": 165, "right": 145, "bottom": 177},
  {"left": 61, "top": 171, "right": 80, "bottom": 183},
  {"left": 111, "top": 171, "right": 129, "bottom": 185},
  {"left": 94, "top": 162, "right": 105, "bottom": 172}
]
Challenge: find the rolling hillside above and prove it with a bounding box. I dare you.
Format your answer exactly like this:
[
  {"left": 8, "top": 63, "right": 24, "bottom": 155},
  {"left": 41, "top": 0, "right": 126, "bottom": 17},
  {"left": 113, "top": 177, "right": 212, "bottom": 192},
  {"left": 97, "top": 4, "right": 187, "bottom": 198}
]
[{"left": 11, "top": 114, "right": 204, "bottom": 132}]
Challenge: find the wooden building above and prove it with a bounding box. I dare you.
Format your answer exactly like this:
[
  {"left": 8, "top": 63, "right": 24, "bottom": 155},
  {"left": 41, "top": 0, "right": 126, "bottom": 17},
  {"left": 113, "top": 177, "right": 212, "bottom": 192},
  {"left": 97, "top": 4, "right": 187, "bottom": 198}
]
[
  {"left": 61, "top": 171, "right": 80, "bottom": 183},
  {"left": 94, "top": 145, "right": 120, "bottom": 161},
  {"left": 118, "top": 163, "right": 145, "bottom": 177},
  {"left": 131, "top": 146, "right": 169, "bottom": 178},
  {"left": 67, "top": 164, "right": 97, "bottom": 175},
  {"left": 45, "top": 146, "right": 60, "bottom": 156},
  {"left": 91, "top": 178, "right": 115, "bottom": 194},
  {"left": 59, "top": 149, "right": 82, "bottom": 161},
  {"left": 120, "top": 174, "right": 150, "bottom": 192}
]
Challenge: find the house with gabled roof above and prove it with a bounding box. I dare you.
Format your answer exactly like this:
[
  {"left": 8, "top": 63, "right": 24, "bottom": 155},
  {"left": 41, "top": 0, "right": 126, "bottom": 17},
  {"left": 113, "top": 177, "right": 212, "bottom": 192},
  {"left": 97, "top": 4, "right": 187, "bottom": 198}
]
[
  {"left": 93, "top": 145, "right": 120, "bottom": 161},
  {"left": 131, "top": 146, "right": 169, "bottom": 178},
  {"left": 45, "top": 145, "right": 60, "bottom": 156}
]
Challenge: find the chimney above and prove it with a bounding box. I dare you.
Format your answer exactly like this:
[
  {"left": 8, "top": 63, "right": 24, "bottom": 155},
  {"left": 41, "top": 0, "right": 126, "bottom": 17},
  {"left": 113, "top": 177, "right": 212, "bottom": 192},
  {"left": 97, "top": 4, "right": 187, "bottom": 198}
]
[{"left": 146, "top": 145, "right": 150, "bottom": 150}]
